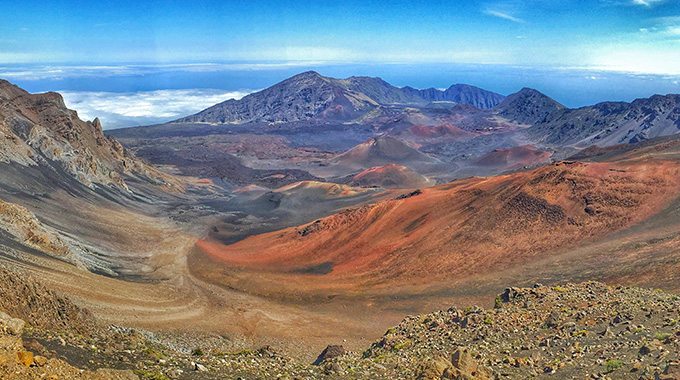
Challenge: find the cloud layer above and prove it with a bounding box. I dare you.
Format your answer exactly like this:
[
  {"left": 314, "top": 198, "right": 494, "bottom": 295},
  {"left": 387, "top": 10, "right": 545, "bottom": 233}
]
[
  {"left": 0, "top": 62, "right": 324, "bottom": 81},
  {"left": 60, "top": 89, "right": 253, "bottom": 129}
]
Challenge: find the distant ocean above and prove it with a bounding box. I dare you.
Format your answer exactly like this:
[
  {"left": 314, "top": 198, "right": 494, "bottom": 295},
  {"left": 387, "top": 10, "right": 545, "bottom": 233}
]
[{"left": 1, "top": 62, "right": 679, "bottom": 129}]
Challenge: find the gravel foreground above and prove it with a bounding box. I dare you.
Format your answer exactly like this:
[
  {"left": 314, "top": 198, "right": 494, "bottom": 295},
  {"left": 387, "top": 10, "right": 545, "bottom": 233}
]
[{"left": 3, "top": 271, "right": 680, "bottom": 379}]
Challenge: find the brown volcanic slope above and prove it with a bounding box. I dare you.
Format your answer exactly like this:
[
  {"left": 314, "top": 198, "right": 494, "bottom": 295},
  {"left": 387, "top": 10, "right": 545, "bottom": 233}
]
[
  {"left": 194, "top": 156, "right": 680, "bottom": 303},
  {"left": 330, "top": 136, "right": 439, "bottom": 173},
  {"left": 397, "top": 123, "right": 478, "bottom": 143},
  {"left": 350, "top": 164, "right": 434, "bottom": 189},
  {"left": 474, "top": 144, "right": 552, "bottom": 172}
]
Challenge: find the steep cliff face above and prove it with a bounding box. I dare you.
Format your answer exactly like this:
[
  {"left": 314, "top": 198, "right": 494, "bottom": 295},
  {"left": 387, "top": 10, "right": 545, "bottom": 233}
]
[{"left": 0, "top": 80, "right": 174, "bottom": 192}]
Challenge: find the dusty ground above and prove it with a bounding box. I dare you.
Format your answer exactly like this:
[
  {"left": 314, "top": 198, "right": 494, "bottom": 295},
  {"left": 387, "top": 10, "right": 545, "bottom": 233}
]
[{"left": 6, "top": 133, "right": 680, "bottom": 367}]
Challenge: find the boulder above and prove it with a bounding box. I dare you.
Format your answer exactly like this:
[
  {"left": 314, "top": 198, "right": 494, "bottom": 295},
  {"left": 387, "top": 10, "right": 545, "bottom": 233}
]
[
  {"left": 313, "top": 344, "right": 346, "bottom": 365},
  {"left": 451, "top": 349, "right": 478, "bottom": 375},
  {"left": 416, "top": 356, "right": 453, "bottom": 380},
  {"left": 0, "top": 312, "right": 25, "bottom": 335},
  {"left": 16, "top": 350, "right": 33, "bottom": 367},
  {"left": 33, "top": 355, "right": 47, "bottom": 367}
]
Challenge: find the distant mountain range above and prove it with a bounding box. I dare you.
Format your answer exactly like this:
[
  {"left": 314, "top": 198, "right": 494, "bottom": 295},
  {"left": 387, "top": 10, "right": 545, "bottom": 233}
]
[
  {"left": 493, "top": 88, "right": 680, "bottom": 147},
  {"left": 175, "top": 71, "right": 506, "bottom": 124},
  {"left": 172, "top": 71, "right": 680, "bottom": 150}
]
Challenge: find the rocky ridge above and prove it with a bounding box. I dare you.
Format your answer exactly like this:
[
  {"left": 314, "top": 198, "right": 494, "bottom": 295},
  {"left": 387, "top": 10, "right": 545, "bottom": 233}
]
[
  {"left": 527, "top": 94, "right": 680, "bottom": 147},
  {"left": 401, "top": 84, "right": 507, "bottom": 110},
  {"left": 0, "top": 80, "right": 177, "bottom": 192}
]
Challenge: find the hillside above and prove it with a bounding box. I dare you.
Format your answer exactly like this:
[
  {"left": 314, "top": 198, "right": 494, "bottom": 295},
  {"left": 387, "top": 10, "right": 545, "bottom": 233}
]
[
  {"left": 350, "top": 164, "right": 434, "bottom": 189},
  {"left": 331, "top": 136, "right": 440, "bottom": 172},
  {"left": 193, "top": 155, "right": 680, "bottom": 299},
  {"left": 527, "top": 94, "right": 680, "bottom": 147},
  {"left": 0, "top": 80, "right": 159, "bottom": 191},
  {"left": 397, "top": 123, "right": 478, "bottom": 143},
  {"left": 473, "top": 145, "right": 552, "bottom": 172}
]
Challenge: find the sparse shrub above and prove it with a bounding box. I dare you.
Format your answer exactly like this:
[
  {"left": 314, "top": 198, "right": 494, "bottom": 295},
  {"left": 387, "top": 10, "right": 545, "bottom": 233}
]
[
  {"left": 605, "top": 359, "right": 623, "bottom": 372},
  {"left": 386, "top": 327, "right": 396, "bottom": 335},
  {"left": 134, "top": 370, "right": 170, "bottom": 380},
  {"left": 142, "top": 347, "right": 163, "bottom": 359},
  {"left": 494, "top": 296, "right": 502, "bottom": 309},
  {"left": 392, "top": 340, "right": 412, "bottom": 352},
  {"left": 192, "top": 347, "right": 204, "bottom": 356},
  {"left": 553, "top": 286, "right": 565, "bottom": 292},
  {"left": 572, "top": 330, "right": 589, "bottom": 337},
  {"left": 654, "top": 332, "right": 671, "bottom": 340},
  {"left": 484, "top": 316, "right": 493, "bottom": 325}
]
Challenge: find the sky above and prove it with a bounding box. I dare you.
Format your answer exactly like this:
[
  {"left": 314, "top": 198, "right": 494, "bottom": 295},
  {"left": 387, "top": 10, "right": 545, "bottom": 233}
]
[{"left": 1, "top": 0, "right": 679, "bottom": 129}]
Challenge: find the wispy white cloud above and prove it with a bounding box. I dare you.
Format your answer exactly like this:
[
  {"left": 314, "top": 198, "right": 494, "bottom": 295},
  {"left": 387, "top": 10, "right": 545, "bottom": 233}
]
[
  {"left": 636, "top": 16, "right": 680, "bottom": 39},
  {"left": 666, "top": 26, "right": 680, "bottom": 36},
  {"left": 484, "top": 9, "right": 525, "bottom": 23},
  {"left": 59, "top": 89, "right": 254, "bottom": 130},
  {"left": 632, "top": 0, "right": 666, "bottom": 6}
]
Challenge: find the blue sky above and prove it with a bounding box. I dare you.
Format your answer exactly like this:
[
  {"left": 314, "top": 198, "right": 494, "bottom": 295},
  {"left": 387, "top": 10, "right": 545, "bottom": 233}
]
[
  {"left": 1, "top": 0, "right": 679, "bottom": 129},
  {"left": 2, "top": 0, "right": 679, "bottom": 72}
]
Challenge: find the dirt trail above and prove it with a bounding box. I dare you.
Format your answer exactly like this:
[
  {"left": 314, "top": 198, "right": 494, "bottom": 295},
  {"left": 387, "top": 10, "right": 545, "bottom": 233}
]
[{"left": 0, "top": 206, "right": 389, "bottom": 361}]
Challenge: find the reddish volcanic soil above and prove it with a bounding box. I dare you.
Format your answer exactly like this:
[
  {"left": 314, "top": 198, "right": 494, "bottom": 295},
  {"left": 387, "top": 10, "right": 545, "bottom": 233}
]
[
  {"left": 400, "top": 123, "right": 477, "bottom": 142},
  {"left": 474, "top": 144, "right": 552, "bottom": 171},
  {"left": 331, "top": 136, "right": 438, "bottom": 170},
  {"left": 192, "top": 158, "right": 680, "bottom": 306},
  {"left": 350, "top": 164, "right": 434, "bottom": 189}
]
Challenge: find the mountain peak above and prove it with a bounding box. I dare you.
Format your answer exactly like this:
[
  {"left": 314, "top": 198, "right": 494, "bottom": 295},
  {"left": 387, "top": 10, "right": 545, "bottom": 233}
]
[
  {"left": 516, "top": 87, "right": 545, "bottom": 95},
  {"left": 494, "top": 87, "right": 566, "bottom": 124},
  {"left": 290, "top": 70, "right": 325, "bottom": 80},
  {"left": 0, "top": 79, "right": 29, "bottom": 100}
]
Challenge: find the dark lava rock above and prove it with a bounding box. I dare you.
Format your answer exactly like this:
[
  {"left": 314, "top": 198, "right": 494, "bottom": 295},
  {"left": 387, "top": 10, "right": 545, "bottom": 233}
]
[{"left": 313, "top": 344, "right": 346, "bottom": 365}]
